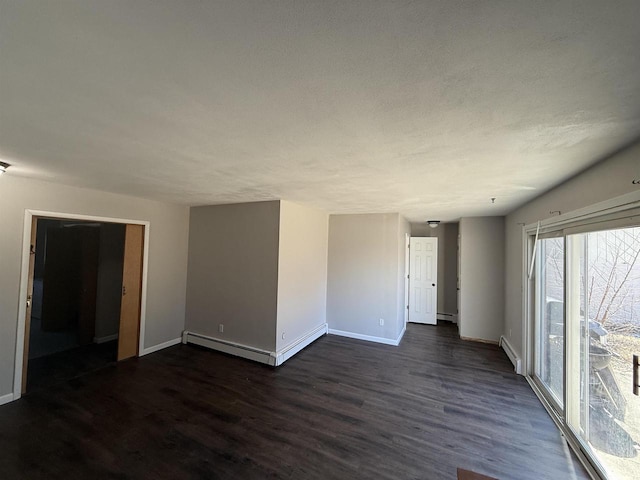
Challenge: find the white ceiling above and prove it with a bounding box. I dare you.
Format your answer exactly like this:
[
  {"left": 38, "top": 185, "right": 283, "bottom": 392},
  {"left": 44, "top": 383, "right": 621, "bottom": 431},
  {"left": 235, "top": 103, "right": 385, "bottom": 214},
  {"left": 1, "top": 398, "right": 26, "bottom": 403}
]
[{"left": 1, "top": 1, "right": 639, "bottom": 222}]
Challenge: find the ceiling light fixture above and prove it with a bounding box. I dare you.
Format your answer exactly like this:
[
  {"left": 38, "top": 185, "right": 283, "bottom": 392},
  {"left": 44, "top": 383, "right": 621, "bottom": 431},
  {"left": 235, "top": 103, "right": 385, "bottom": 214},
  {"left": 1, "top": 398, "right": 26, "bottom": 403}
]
[
  {"left": 0, "top": 161, "right": 10, "bottom": 175},
  {"left": 427, "top": 220, "right": 440, "bottom": 229}
]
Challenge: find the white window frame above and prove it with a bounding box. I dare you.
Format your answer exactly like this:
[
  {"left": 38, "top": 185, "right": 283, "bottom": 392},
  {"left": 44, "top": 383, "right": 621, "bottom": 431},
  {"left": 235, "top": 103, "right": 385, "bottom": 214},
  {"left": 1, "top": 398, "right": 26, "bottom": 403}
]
[{"left": 521, "top": 189, "right": 640, "bottom": 480}]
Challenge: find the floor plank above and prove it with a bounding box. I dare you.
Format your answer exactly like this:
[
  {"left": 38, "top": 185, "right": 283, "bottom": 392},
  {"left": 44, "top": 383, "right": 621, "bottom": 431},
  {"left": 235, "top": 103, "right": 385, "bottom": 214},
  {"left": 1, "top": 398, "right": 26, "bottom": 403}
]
[{"left": 0, "top": 322, "right": 588, "bottom": 479}]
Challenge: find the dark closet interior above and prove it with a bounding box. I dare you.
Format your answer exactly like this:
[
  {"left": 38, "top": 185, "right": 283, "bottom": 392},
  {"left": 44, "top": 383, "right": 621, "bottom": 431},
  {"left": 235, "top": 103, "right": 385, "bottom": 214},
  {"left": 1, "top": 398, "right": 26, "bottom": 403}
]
[{"left": 27, "top": 219, "right": 126, "bottom": 392}]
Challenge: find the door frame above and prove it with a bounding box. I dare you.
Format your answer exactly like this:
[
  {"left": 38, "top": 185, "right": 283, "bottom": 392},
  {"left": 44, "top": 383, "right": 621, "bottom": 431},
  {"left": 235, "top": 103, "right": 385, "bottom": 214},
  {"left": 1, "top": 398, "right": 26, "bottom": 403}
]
[
  {"left": 522, "top": 189, "right": 640, "bottom": 480},
  {"left": 404, "top": 233, "right": 410, "bottom": 324},
  {"left": 12, "top": 209, "right": 150, "bottom": 400}
]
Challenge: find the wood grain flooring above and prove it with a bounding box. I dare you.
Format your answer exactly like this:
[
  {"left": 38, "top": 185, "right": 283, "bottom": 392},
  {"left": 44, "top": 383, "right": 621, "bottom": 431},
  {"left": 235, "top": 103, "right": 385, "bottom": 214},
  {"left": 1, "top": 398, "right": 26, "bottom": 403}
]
[{"left": 0, "top": 322, "right": 589, "bottom": 479}]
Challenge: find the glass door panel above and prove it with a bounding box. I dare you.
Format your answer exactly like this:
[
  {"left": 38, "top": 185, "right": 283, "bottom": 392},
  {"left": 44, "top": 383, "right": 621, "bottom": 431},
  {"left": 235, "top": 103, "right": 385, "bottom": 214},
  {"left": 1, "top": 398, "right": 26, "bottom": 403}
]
[
  {"left": 535, "top": 237, "right": 565, "bottom": 409},
  {"left": 567, "top": 227, "right": 640, "bottom": 479}
]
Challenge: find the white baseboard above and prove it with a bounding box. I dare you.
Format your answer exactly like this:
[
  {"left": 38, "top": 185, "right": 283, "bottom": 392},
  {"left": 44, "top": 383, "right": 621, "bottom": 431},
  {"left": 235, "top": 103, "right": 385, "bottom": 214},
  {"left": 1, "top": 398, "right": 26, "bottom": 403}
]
[
  {"left": 141, "top": 337, "right": 182, "bottom": 356},
  {"left": 329, "top": 325, "right": 405, "bottom": 347},
  {"left": 93, "top": 333, "right": 118, "bottom": 344},
  {"left": 0, "top": 393, "right": 15, "bottom": 406},
  {"left": 499, "top": 335, "right": 522, "bottom": 374},
  {"left": 184, "top": 325, "right": 328, "bottom": 366},
  {"left": 396, "top": 324, "right": 406, "bottom": 344},
  {"left": 273, "top": 323, "right": 328, "bottom": 366},
  {"left": 184, "top": 332, "right": 275, "bottom": 365}
]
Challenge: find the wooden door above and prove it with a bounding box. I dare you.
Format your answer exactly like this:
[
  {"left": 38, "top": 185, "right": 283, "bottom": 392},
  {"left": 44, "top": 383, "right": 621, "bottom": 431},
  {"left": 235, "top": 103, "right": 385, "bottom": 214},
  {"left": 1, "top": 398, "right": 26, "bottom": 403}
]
[
  {"left": 408, "top": 237, "right": 438, "bottom": 325},
  {"left": 117, "top": 224, "right": 144, "bottom": 360},
  {"left": 21, "top": 218, "right": 38, "bottom": 393}
]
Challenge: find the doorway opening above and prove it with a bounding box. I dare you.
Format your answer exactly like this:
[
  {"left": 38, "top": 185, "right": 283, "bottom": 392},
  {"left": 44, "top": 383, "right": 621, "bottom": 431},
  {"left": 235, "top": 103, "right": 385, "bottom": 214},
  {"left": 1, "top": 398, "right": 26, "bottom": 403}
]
[
  {"left": 16, "top": 212, "right": 146, "bottom": 396},
  {"left": 408, "top": 236, "right": 438, "bottom": 325}
]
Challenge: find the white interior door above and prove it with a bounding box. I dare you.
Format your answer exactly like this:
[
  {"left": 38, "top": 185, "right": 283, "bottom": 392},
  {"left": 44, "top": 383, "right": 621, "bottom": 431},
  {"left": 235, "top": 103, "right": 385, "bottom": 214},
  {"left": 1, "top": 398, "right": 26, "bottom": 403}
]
[{"left": 409, "top": 237, "right": 438, "bottom": 325}]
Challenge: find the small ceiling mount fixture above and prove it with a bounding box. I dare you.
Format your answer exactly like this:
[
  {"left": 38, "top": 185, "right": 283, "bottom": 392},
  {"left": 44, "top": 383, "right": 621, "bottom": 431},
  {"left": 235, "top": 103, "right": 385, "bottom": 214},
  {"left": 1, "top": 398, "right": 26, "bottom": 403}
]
[
  {"left": 0, "top": 161, "right": 10, "bottom": 175},
  {"left": 491, "top": 197, "right": 496, "bottom": 204},
  {"left": 427, "top": 220, "right": 440, "bottom": 229}
]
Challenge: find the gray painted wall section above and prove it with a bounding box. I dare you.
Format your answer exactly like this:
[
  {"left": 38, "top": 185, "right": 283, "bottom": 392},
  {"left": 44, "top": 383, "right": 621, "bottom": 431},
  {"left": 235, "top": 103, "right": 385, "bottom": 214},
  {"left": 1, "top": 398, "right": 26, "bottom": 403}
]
[
  {"left": 327, "top": 213, "right": 404, "bottom": 341},
  {"left": 505, "top": 141, "right": 640, "bottom": 359},
  {"left": 0, "top": 175, "right": 190, "bottom": 398},
  {"left": 185, "top": 201, "right": 280, "bottom": 352},
  {"left": 459, "top": 217, "right": 505, "bottom": 342},
  {"left": 276, "top": 201, "right": 329, "bottom": 351}
]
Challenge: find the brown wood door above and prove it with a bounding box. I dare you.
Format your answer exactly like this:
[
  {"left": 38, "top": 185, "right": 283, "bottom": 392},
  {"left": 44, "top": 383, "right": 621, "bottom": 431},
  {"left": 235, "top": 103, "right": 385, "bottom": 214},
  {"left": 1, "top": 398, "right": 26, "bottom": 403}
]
[
  {"left": 117, "top": 224, "right": 144, "bottom": 361},
  {"left": 21, "top": 218, "right": 38, "bottom": 393}
]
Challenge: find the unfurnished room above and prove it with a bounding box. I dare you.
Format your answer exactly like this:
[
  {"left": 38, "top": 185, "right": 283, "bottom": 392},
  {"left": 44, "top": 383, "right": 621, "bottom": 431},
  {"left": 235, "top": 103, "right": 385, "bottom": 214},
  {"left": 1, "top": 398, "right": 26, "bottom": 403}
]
[{"left": 1, "top": 1, "right": 639, "bottom": 479}]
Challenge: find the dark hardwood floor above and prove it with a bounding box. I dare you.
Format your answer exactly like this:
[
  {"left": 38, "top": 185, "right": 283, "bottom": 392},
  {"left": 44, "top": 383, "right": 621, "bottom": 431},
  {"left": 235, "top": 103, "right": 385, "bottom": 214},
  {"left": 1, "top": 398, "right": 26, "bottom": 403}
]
[
  {"left": 26, "top": 340, "right": 117, "bottom": 392},
  {"left": 0, "top": 322, "right": 588, "bottom": 480}
]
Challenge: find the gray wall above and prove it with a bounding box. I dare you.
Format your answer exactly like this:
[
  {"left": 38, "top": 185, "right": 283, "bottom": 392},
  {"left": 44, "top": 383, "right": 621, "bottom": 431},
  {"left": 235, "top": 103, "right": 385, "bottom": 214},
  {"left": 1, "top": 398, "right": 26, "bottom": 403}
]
[
  {"left": 459, "top": 217, "right": 505, "bottom": 342},
  {"left": 185, "top": 201, "right": 281, "bottom": 352},
  {"left": 327, "top": 213, "right": 405, "bottom": 341},
  {"left": 410, "top": 222, "right": 459, "bottom": 317},
  {"left": 276, "top": 201, "right": 329, "bottom": 351},
  {"left": 0, "top": 175, "right": 190, "bottom": 398},
  {"left": 505, "top": 141, "right": 640, "bottom": 358},
  {"left": 443, "top": 223, "right": 459, "bottom": 316},
  {"left": 94, "top": 223, "right": 125, "bottom": 340}
]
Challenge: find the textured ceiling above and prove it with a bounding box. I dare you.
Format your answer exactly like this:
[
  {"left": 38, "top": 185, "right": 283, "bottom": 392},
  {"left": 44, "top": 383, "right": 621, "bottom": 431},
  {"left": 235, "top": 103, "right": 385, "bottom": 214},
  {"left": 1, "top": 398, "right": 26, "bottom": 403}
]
[{"left": 1, "top": 0, "right": 639, "bottom": 222}]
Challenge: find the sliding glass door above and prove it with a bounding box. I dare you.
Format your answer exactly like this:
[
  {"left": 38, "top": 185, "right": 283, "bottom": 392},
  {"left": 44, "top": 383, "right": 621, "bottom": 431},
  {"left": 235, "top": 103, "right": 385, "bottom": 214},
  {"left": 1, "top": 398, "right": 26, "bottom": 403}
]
[
  {"left": 534, "top": 237, "right": 565, "bottom": 410},
  {"left": 532, "top": 225, "right": 640, "bottom": 480}
]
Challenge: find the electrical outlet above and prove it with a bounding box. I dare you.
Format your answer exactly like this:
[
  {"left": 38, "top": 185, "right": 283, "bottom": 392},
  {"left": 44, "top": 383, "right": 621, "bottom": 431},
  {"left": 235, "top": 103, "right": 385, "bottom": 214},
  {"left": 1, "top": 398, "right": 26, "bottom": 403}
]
[
  {"left": 282, "top": 332, "right": 286, "bottom": 340},
  {"left": 379, "top": 318, "right": 384, "bottom": 326},
  {"left": 219, "top": 324, "right": 224, "bottom": 333}
]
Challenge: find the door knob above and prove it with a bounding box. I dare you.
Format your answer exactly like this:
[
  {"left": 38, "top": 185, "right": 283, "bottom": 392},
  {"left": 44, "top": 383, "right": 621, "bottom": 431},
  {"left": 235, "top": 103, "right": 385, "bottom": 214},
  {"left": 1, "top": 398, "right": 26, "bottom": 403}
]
[{"left": 432, "top": 283, "right": 436, "bottom": 287}]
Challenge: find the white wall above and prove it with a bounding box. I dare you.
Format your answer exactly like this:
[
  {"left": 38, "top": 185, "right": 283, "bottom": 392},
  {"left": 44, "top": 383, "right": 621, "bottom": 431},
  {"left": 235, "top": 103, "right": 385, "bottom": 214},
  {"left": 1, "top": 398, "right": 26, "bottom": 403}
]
[
  {"left": 327, "top": 213, "right": 405, "bottom": 342},
  {"left": 504, "top": 141, "right": 640, "bottom": 359},
  {"left": 276, "top": 201, "right": 328, "bottom": 351},
  {"left": 0, "top": 175, "right": 190, "bottom": 399},
  {"left": 185, "top": 201, "right": 281, "bottom": 352},
  {"left": 459, "top": 216, "right": 504, "bottom": 342}
]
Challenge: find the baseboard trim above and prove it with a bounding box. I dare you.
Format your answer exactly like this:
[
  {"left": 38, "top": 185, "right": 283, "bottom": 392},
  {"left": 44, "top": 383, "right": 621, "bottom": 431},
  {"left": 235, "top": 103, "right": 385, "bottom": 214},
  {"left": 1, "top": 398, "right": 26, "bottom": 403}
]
[
  {"left": 0, "top": 393, "right": 15, "bottom": 406},
  {"left": 273, "top": 323, "right": 328, "bottom": 366},
  {"left": 499, "top": 336, "right": 522, "bottom": 374},
  {"left": 184, "top": 332, "right": 275, "bottom": 366},
  {"left": 460, "top": 336, "right": 499, "bottom": 345},
  {"left": 437, "top": 312, "right": 458, "bottom": 323},
  {"left": 93, "top": 333, "right": 118, "bottom": 344},
  {"left": 141, "top": 337, "right": 182, "bottom": 356},
  {"left": 184, "top": 325, "right": 328, "bottom": 367},
  {"left": 329, "top": 326, "right": 405, "bottom": 346},
  {"left": 396, "top": 324, "right": 407, "bottom": 344}
]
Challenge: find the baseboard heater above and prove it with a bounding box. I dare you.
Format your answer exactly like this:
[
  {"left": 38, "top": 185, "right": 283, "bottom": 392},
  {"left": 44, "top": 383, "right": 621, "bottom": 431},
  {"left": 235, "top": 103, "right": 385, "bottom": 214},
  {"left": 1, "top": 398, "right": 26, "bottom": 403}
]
[
  {"left": 499, "top": 335, "right": 522, "bottom": 374},
  {"left": 182, "top": 323, "right": 328, "bottom": 367},
  {"left": 436, "top": 312, "right": 458, "bottom": 323}
]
